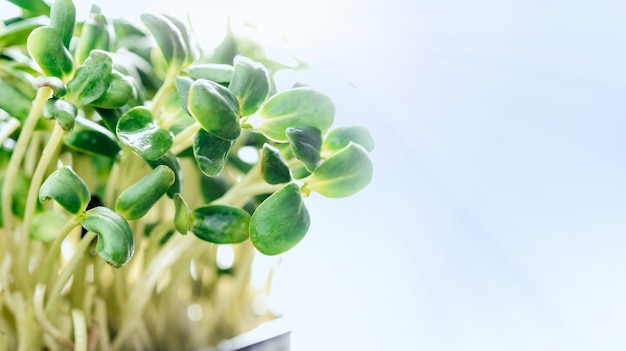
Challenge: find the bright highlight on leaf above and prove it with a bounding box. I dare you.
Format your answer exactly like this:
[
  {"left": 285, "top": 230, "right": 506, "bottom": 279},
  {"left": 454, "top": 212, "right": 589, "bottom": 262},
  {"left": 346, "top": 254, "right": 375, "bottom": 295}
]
[
  {"left": 192, "top": 205, "right": 251, "bottom": 244},
  {"left": 187, "top": 79, "right": 241, "bottom": 141},
  {"left": 116, "top": 107, "right": 174, "bottom": 160},
  {"left": 193, "top": 128, "right": 234, "bottom": 177}
]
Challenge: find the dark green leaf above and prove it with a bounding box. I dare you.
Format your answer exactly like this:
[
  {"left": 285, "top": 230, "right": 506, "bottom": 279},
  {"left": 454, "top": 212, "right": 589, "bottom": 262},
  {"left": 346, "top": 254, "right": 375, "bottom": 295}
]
[
  {"left": 188, "top": 79, "right": 241, "bottom": 141},
  {"left": 115, "top": 165, "right": 175, "bottom": 220},
  {"left": 184, "top": 63, "right": 233, "bottom": 84},
  {"left": 304, "top": 143, "right": 373, "bottom": 198},
  {"left": 193, "top": 128, "right": 234, "bottom": 177},
  {"left": 191, "top": 205, "right": 250, "bottom": 244},
  {"left": 145, "top": 152, "right": 182, "bottom": 198},
  {"left": 31, "top": 209, "right": 67, "bottom": 242},
  {"left": 89, "top": 70, "right": 137, "bottom": 108},
  {"left": 49, "top": 0, "right": 76, "bottom": 49},
  {"left": 323, "top": 126, "right": 375, "bottom": 153},
  {"left": 200, "top": 175, "right": 230, "bottom": 203},
  {"left": 82, "top": 206, "right": 134, "bottom": 268},
  {"left": 26, "top": 26, "right": 73, "bottom": 79},
  {"left": 39, "top": 166, "right": 90, "bottom": 215},
  {"left": 258, "top": 88, "right": 335, "bottom": 142},
  {"left": 64, "top": 117, "right": 121, "bottom": 158},
  {"left": 66, "top": 50, "right": 112, "bottom": 107},
  {"left": 42, "top": 98, "right": 77, "bottom": 131},
  {"left": 0, "top": 16, "right": 47, "bottom": 50},
  {"left": 249, "top": 183, "right": 310, "bottom": 255},
  {"left": 260, "top": 143, "right": 291, "bottom": 184},
  {"left": 286, "top": 126, "right": 322, "bottom": 172},
  {"left": 229, "top": 57, "right": 270, "bottom": 116},
  {"left": 116, "top": 107, "right": 174, "bottom": 160},
  {"left": 173, "top": 193, "right": 191, "bottom": 234},
  {"left": 140, "top": 13, "right": 186, "bottom": 68}
]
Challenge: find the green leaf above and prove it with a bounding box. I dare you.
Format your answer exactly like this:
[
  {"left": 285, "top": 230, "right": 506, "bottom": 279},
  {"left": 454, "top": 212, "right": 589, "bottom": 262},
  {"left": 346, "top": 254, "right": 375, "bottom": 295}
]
[
  {"left": 49, "top": 0, "right": 76, "bottom": 49},
  {"left": 32, "top": 76, "right": 67, "bottom": 97},
  {"left": 184, "top": 63, "right": 233, "bottom": 84},
  {"left": 173, "top": 193, "right": 191, "bottom": 234},
  {"left": 42, "top": 98, "right": 77, "bottom": 131},
  {"left": 188, "top": 79, "right": 241, "bottom": 141},
  {"left": 0, "top": 79, "right": 32, "bottom": 122},
  {"left": 286, "top": 126, "right": 322, "bottom": 172},
  {"left": 145, "top": 153, "right": 182, "bottom": 198},
  {"left": 64, "top": 117, "right": 121, "bottom": 158},
  {"left": 193, "top": 128, "right": 234, "bottom": 177},
  {"left": 191, "top": 205, "right": 250, "bottom": 244},
  {"left": 26, "top": 26, "right": 73, "bottom": 79},
  {"left": 116, "top": 107, "right": 174, "bottom": 160},
  {"left": 258, "top": 88, "right": 335, "bottom": 142},
  {"left": 140, "top": 13, "right": 186, "bottom": 68},
  {"left": 229, "top": 57, "right": 270, "bottom": 116},
  {"left": 260, "top": 143, "right": 291, "bottom": 184},
  {"left": 199, "top": 175, "right": 230, "bottom": 203},
  {"left": 89, "top": 70, "right": 137, "bottom": 108},
  {"left": 39, "top": 166, "right": 90, "bottom": 215},
  {"left": 0, "top": 16, "right": 47, "bottom": 50},
  {"left": 73, "top": 5, "right": 110, "bottom": 65},
  {"left": 249, "top": 183, "right": 310, "bottom": 255},
  {"left": 323, "top": 126, "right": 375, "bottom": 153},
  {"left": 305, "top": 143, "right": 373, "bottom": 198},
  {"left": 174, "top": 76, "right": 193, "bottom": 115},
  {"left": 115, "top": 165, "right": 175, "bottom": 220},
  {"left": 81, "top": 206, "right": 134, "bottom": 268},
  {"left": 162, "top": 14, "right": 196, "bottom": 65},
  {"left": 6, "top": 0, "right": 50, "bottom": 16},
  {"left": 66, "top": 50, "right": 112, "bottom": 107},
  {"left": 31, "top": 209, "right": 68, "bottom": 242}
]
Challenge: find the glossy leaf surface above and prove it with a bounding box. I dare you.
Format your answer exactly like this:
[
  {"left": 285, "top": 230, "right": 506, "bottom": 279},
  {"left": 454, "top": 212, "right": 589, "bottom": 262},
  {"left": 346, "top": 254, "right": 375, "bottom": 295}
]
[
  {"left": 82, "top": 206, "right": 134, "bottom": 268},
  {"left": 188, "top": 79, "right": 240, "bottom": 141},
  {"left": 173, "top": 193, "right": 191, "bottom": 234},
  {"left": 323, "top": 126, "right": 375, "bottom": 153},
  {"left": 260, "top": 143, "right": 291, "bottom": 185},
  {"left": 39, "top": 166, "right": 90, "bottom": 215},
  {"left": 286, "top": 126, "right": 322, "bottom": 172},
  {"left": 26, "top": 26, "right": 73, "bottom": 79},
  {"left": 64, "top": 117, "right": 120, "bottom": 158},
  {"left": 66, "top": 50, "right": 112, "bottom": 107},
  {"left": 31, "top": 209, "right": 67, "bottom": 242},
  {"left": 116, "top": 107, "right": 174, "bottom": 160},
  {"left": 229, "top": 57, "right": 270, "bottom": 116},
  {"left": 191, "top": 205, "right": 250, "bottom": 244},
  {"left": 115, "top": 165, "right": 175, "bottom": 220},
  {"left": 305, "top": 143, "right": 373, "bottom": 198},
  {"left": 250, "top": 183, "right": 310, "bottom": 255},
  {"left": 193, "top": 128, "right": 234, "bottom": 177},
  {"left": 140, "top": 14, "right": 186, "bottom": 68},
  {"left": 258, "top": 88, "right": 335, "bottom": 142},
  {"left": 49, "top": 0, "right": 76, "bottom": 49}
]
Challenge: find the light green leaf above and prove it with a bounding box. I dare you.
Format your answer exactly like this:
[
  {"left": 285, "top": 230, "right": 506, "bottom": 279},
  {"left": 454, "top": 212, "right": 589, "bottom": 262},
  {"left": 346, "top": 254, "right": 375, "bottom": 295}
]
[
  {"left": 0, "top": 16, "right": 47, "bottom": 50},
  {"left": 0, "top": 79, "right": 32, "bottom": 122},
  {"left": 193, "top": 128, "right": 234, "bottom": 177},
  {"left": 286, "top": 126, "right": 322, "bottom": 172},
  {"left": 73, "top": 5, "right": 110, "bottom": 65},
  {"left": 184, "top": 63, "right": 233, "bottom": 84},
  {"left": 188, "top": 79, "right": 241, "bottom": 141},
  {"left": 26, "top": 26, "right": 73, "bottom": 79},
  {"left": 174, "top": 76, "right": 193, "bottom": 115},
  {"left": 42, "top": 98, "right": 77, "bottom": 131},
  {"left": 250, "top": 183, "right": 310, "bottom": 255},
  {"left": 115, "top": 165, "right": 175, "bottom": 220},
  {"left": 173, "top": 193, "right": 191, "bottom": 234},
  {"left": 39, "top": 166, "right": 90, "bottom": 215},
  {"left": 260, "top": 143, "right": 291, "bottom": 185},
  {"left": 6, "top": 0, "right": 50, "bottom": 16},
  {"left": 66, "top": 50, "right": 113, "bottom": 107},
  {"left": 258, "top": 88, "right": 335, "bottom": 142},
  {"left": 229, "top": 57, "right": 270, "bottom": 116},
  {"left": 31, "top": 209, "right": 68, "bottom": 242},
  {"left": 191, "top": 205, "right": 250, "bottom": 244},
  {"left": 140, "top": 13, "right": 186, "bottom": 68},
  {"left": 49, "top": 0, "right": 76, "bottom": 49},
  {"left": 323, "top": 126, "right": 375, "bottom": 153},
  {"left": 305, "top": 143, "right": 373, "bottom": 198},
  {"left": 82, "top": 206, "right": 134, "bottom": 268},
  {"left": 116, "top": 107, "right": 174, "bottom": 160},
  {"left": 89, "top": 70, "right": 137, "bottom": 108}
]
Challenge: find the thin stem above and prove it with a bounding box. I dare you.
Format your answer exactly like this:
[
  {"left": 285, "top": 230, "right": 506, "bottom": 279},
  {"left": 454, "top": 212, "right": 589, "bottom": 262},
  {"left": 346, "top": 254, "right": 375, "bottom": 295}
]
[
  {"left": 0, "top": 117, "right": 20, "bottom": 145},
  {"left": 45, "top": 231, "right": 97, "bottom": 316},
  {"left": 169, "top": 122, "right": 200, "bottom": 155},
  {"left": 37, "top": 216, "right": 82, "bottom": 286},
  {"left": 34, "top": 284, "right": 74, "bottom": 350},
  {"left": 1, "top": 87, "right": 51, "bottom": 238},
  {"left": 150, "top": 67, "right": 178, "bottom": 117},
  {"left": 95, "top": 298, "right": 112, "bottom": 351},
  {"left": 71, "top": 309, "right": 87, "bottom": 351}
]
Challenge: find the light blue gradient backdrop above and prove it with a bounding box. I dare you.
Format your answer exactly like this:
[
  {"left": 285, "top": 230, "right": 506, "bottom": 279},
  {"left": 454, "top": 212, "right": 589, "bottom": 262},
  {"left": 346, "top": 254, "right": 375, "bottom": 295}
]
[{"left": 3, "top": 0, "right": 625, "bottom": 350}]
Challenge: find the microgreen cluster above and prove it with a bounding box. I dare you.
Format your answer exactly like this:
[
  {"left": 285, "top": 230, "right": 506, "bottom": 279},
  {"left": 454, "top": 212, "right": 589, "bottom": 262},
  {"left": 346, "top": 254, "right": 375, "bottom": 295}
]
[{"left": 0, "top": 0, "right": 374, "bottom": 349}]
